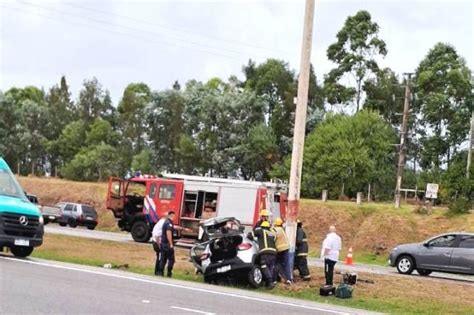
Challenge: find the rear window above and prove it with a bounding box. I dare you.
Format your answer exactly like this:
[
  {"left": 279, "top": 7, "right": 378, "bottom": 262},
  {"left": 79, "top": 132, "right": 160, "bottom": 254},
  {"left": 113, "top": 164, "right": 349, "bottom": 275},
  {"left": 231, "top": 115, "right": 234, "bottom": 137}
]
[
  {"left": 459, "top": 236, "right": 474, "bottom": 249},
  {"left": 82, "top": 205, "right": 96, "bottom": 215}
]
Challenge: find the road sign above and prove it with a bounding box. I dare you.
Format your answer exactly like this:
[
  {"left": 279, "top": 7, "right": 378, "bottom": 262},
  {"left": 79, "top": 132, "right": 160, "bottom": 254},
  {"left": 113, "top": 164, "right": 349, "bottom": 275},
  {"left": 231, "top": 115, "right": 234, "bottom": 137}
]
[{"left": 425, "top": 183, "right": 439, "bottom": 199}]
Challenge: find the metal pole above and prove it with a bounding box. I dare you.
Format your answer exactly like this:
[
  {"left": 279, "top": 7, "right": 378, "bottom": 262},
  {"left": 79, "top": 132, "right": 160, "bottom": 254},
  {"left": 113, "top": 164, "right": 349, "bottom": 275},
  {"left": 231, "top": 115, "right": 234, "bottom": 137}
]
[
  {"left": 395, "top": 73, "right": 413, "bottom": 208},
  {"left": 286, "top": 0, "right": 315, "bottom": 277}
]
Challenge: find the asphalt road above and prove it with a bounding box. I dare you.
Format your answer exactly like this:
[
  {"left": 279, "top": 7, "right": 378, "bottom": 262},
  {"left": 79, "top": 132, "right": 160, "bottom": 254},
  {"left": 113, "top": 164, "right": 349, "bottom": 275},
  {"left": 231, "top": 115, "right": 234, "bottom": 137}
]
[
  {"left": 45, "top": 224, "right": 474, "bottom": 285},
  {"left": 0, "top": 256, "right": 374, "bottom": 315}
]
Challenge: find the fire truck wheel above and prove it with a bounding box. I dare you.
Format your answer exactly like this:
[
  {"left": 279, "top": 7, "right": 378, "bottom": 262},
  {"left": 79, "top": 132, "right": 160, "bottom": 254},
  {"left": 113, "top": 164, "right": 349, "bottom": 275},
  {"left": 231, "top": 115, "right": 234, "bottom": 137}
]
[
  {"left": 131, "top": 220, "right": 151, "bottom": 243},
  {"left": 248, "top": 265, "right": 264, "bottom": 288}
]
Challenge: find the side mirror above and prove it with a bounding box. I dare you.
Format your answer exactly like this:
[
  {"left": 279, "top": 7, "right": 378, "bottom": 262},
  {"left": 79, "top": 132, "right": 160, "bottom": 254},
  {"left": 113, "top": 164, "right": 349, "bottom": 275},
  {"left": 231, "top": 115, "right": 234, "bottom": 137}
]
[{"left": 423, "top": 242, "right": 430, "bottom": 247}]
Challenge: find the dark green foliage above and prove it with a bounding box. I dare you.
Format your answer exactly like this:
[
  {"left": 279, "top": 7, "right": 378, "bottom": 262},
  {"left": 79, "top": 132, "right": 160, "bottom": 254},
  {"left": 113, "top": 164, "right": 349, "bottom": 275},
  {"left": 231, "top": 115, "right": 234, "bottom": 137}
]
[{"left": 325, "top": 10, "right": 387, "bottom": 112}]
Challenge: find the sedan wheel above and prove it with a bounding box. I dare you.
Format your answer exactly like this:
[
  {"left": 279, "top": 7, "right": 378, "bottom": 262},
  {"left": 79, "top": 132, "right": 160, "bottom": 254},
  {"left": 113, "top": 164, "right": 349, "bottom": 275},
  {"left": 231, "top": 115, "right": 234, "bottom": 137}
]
[
  {"left": 417, "top": 269, "right": 432, "bottom": 276},
  {"left": 396, "top": 255, "right": 415, "bottom": 274},
  {"left": 248, "top": 265, "right": 263, "bottom": 288}
]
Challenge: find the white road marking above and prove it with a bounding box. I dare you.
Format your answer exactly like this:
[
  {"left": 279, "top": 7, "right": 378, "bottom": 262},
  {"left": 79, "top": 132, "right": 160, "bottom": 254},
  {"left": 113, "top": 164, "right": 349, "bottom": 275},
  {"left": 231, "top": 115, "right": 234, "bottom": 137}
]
[
  {"left": 0, "top": 256, "right": 349, "bottom": 315},
  {"left": 170, "top": 306, "right": 215, "bottom": 315}
]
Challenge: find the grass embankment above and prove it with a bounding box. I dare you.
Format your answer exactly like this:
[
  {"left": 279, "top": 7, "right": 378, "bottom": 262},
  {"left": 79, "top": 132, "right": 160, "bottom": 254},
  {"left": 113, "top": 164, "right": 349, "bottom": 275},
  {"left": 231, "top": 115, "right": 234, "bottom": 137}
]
[
  {"left": 30, "top": 234, "right": 474, "bottom": 315},
  {"left": 20, "top": 176, "right": 474, "bottom": 263}
]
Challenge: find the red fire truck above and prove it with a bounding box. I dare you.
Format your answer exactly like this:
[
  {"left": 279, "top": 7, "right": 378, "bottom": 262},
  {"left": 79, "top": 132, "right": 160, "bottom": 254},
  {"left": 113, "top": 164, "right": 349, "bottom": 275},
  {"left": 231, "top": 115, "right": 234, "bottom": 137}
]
[{"left": 106, "top": 174, "right": 287, "bottom": 243}]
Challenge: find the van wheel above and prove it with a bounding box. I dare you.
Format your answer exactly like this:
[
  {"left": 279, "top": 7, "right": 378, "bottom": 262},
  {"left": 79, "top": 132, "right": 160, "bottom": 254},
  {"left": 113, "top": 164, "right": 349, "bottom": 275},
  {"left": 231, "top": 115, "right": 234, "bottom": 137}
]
[
  {"left": 396, "top": 255, "right": 415, "bottom": 274},
  {"left": 10, "top": 246, "right": 34, "bottom": 258},
  {"left": 248, "top": 265, "right": 263, "bottom": 288},
  {"left": 417, "top": 269, "right": 432, "bottom": 276},
  {"left": 131, "top": 221, "right": 150, "bottom": 243},
  {"left": 87, "top": 226, "right": 96, "bottom": 230},
  {"left": 59, "top": 222, "right": 67, "bottom": 227},
  {"left": 68, "top": 219, "right": 77, "bottom": 228}
]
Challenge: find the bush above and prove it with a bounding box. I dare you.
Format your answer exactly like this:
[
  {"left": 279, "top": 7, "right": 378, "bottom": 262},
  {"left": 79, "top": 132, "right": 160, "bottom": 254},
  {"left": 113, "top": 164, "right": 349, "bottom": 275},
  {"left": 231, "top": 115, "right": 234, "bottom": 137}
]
[{"left": 447, "top": 197, "right": 471, "bottom": 215}]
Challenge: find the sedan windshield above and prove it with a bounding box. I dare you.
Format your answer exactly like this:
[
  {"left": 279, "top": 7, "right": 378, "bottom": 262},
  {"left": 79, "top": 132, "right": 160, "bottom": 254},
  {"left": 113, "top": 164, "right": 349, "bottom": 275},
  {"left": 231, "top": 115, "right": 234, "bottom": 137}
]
[{"left": 0, "top": 168, "right": 28, "bottom": 200}]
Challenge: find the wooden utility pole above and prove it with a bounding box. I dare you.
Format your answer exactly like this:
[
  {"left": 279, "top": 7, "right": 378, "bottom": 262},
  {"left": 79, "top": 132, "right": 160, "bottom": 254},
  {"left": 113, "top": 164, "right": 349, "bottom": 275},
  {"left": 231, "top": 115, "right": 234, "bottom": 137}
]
[
  {"left": 395, "top": 73, "right": 413, "bottom": 208},
  {"left": 467, "top": 110, "right": 473, "bottom": 179},
  {"left": 286, "top": 0, "right": 315, "bottom": 276}
]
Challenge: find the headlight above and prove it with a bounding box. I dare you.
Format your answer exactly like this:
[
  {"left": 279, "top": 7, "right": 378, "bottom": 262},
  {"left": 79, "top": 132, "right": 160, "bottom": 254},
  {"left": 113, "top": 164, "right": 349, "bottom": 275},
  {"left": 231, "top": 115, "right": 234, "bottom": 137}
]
[
  {"left": 392, "top": 246, "right": 398, "bottom": 252},
  {"left": 38, "top": 215, "right": 44, "bottom": 224}
]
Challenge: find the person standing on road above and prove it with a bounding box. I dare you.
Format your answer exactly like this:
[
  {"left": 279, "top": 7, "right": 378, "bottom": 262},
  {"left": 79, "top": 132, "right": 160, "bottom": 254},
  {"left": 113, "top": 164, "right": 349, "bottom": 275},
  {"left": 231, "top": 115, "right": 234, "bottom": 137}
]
[
  {"left": 295, "top": 220, "right": 311, "bottom": 281},
  {"left": 158, "top": 211, "right": 177, "bottom": 277},
  {"left": 273, "top": 218, "right": 292, "bottom": 284},
  {"left": 152, "top": 213, "right": 167, "bottom": 276},
  {"left": 253, "top": 209, "right": 270, "bottom": 231},
  {"left": 321, "top": 225, "right": 342, "bottom": 286},
  {"left": 249, "top": 221, "right": 277, "bottom": 289}
]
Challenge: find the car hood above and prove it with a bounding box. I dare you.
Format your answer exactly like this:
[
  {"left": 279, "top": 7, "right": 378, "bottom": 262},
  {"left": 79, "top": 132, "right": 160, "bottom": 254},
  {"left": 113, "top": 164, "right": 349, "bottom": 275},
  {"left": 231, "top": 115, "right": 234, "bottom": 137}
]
[
  {"left": 0, "top": 195, "right": 41, "bottom": 217},
  {"left": 392, "top": 242, "right": 422, "bottom": 252}
]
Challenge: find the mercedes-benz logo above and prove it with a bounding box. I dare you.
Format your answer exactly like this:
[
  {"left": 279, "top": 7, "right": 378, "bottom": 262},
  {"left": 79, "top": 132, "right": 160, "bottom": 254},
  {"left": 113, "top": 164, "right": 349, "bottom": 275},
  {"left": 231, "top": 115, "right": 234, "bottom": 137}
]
[{"left": 19, "top": 216, "right": 28, "bottom": 226}]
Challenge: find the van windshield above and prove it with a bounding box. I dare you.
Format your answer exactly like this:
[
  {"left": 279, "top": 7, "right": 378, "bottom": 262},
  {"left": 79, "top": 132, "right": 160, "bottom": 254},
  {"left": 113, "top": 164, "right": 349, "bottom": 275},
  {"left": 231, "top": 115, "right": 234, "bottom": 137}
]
[{"left": 0, "top": 168, "right": 28, "bottom": 200}]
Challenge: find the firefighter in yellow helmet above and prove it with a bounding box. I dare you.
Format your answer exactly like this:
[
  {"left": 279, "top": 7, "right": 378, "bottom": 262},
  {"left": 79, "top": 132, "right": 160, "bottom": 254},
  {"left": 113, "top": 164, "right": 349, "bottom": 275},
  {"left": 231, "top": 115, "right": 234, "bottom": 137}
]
[
  {"left": 248, "top": 220, "right": 277, "bottom": 289},
  {"left": 253, "top": 209, "right": 270, "bottom": 231},
  {"left": 273, "top": 217, "right": 292, "bottom": 284}
]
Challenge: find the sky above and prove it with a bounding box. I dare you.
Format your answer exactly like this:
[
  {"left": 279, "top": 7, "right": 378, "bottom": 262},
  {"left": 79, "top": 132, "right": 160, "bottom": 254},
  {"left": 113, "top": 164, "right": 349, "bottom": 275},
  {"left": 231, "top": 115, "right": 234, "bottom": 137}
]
[{"left": 0, "top": 0, "right": 473, "bottom": 104}]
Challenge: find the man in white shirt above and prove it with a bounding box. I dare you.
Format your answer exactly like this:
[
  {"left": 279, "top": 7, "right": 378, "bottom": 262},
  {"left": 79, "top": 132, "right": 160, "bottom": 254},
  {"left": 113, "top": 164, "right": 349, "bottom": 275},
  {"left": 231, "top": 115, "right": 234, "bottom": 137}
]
[
  {"left": 320, "top": 225, "right": 342, "bottom": 286},
  {"left": 152, "top": 214, "right": 167, "bottom": 276}
]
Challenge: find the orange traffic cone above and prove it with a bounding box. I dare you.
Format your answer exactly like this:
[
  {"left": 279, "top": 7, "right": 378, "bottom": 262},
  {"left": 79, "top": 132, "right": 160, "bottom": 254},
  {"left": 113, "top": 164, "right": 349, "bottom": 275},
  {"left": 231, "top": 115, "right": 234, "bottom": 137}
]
[{"left": 345, "top": 247, "right": 354, "bottom": 265}]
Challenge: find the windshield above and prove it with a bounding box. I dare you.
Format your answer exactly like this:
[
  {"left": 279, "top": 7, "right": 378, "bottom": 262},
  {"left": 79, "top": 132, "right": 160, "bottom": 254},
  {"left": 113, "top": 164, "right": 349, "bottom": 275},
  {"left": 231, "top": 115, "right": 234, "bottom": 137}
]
[{"left": 0, "top": 168, "right": 28, "bottom": 200}]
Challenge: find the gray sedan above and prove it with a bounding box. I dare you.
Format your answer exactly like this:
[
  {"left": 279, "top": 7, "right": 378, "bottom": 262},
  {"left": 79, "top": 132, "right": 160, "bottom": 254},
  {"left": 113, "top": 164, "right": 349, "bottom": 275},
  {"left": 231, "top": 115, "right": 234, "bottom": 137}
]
[{"left": 388, "top": 232, "right": 474, "bottom": 276}]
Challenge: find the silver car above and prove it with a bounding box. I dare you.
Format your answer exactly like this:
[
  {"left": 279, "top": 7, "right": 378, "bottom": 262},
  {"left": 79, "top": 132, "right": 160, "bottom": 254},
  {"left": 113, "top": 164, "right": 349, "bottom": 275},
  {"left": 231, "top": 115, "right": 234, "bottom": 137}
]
[
  {"left": 389, "top": 232, "right": 474, "bottom": 276},
  {"left": 190, "top": 217, "right": 263, "bottom": 288}
]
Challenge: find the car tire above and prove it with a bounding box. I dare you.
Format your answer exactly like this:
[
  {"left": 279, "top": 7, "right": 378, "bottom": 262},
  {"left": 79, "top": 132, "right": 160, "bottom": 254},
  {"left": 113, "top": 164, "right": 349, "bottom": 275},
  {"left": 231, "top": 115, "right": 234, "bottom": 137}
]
[
  {"left": 248, "top": 265, "right": 264, "bottom": 288},
  {"left": 59, "top": 222, "right": 67, "bottom": 227},
  {"left": 68, "top": 219, "right": 77, "bottom": 228},
  {"left": 396, "top": 255, "right": 415, "bottom": 275},
  {"left": 417, "top": 269, "right": 432, "bottom": 276},
  {"left": 87, "top": 226, "right": 96, "bottom": 230},
  {"left": 10, "top": 246, "right": 34, "bottom": 258},
  {"left": 131, "top": 220, "right": 150, "bottom": 243}
]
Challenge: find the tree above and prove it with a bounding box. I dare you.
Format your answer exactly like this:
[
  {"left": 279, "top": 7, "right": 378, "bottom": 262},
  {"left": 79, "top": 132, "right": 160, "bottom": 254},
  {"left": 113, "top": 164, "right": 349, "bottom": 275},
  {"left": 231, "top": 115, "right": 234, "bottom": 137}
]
[
  {"left": 56, "top": 120, "right": 88, "bottom": 163},
  {"left": 415, "top": 43, "right": 472, "bottom": 172},
  {"left": 324, "top": 10, "right": 387, "bottom": 112},
  {"left": 131, "top": 148, "right": 155, "bottom": 174},
  {"left": 147, "top": 89, "right": 185, "bottom": 172},
  {"left": 62, "top": 143, "right": 122, "bottom": 181},
  {"left": 243, "top": 59, "right": 296, "bottom": 155},
  {"left": 44, "top": 76, "right": 76, "bottom": 175},
  {"left": 117, "top": 83, "right": 152, "bottom": 154},
  {"left": 86, "top": 118, "right": 119, "bottom": 147},
  {"left": 0, "top": 92, "right": 22, "bottom": 169},
  {"left": 271, "top": 111, "right": 397, "bottom": 199},
  {"left": 363, "top": 68, "right": 404, "bottom": 126},
  {"left": 77, "top": 78, "right": 115, "bottom": 124},
  {"left": 234, "top": 124, "right": 278, "bottom": 180}
]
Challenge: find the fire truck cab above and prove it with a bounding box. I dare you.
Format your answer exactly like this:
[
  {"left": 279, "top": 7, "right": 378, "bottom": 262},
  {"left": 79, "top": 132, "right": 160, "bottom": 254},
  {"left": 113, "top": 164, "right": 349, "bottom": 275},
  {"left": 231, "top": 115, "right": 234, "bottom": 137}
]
[{"left": 106, "top": 174, "right": 287, "bottom": 243}]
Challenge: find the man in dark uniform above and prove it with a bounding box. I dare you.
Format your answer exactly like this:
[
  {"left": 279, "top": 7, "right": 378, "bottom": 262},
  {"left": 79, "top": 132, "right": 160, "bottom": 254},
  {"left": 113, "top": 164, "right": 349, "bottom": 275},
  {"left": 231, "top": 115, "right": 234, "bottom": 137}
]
[
  {"left": 158, "top": 211, "right": 176, "bottom": 277},
  {"left": 249, "top": 221, "right": 277, "bottom": 289},
  {"left": 295, "top": 220, "right": 311, "bottom": 280}
]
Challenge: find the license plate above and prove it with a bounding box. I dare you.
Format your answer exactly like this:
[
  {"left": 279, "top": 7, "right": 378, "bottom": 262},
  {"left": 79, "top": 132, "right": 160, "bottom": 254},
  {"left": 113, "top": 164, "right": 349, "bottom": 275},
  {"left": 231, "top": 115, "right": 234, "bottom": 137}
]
[
  {"left": 217, "top": 265, "right": 231, "bottom": 273},
  {"left": 49, "top": 216, "right": 55, "bottom": 220},
  {"left": 86, "top": 217, "right": 93, "bottom": 220},
  {"left": 14, "top": 239, "right": 29, "bottom": 247}
]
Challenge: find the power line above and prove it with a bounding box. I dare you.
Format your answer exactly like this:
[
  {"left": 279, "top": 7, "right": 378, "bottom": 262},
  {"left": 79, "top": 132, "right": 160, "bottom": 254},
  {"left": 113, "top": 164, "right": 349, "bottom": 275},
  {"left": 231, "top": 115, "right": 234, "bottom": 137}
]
[
  {"left": 62, "top": 2, "right": 294, "bottom": 57},
  {"left": 16, "top": 1, "right": 283, "bottom": 60},
  {"left": 1, "top": 3, "right": 239, "bottom": 60}
]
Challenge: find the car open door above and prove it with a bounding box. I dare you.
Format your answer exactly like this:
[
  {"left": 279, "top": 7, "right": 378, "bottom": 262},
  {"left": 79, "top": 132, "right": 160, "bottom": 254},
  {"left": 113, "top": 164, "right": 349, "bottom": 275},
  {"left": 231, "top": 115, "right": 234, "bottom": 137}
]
[
  {"left": 449, "top": 235, "right": 474, "bottom": 274},
  {"left": 107, "top": 177, "right": 126, "bottom": 218},
  {"left": 417, "top": 234, "right": 456, "bottom": 271}
]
